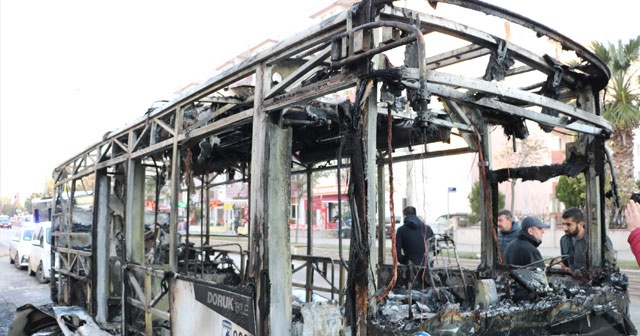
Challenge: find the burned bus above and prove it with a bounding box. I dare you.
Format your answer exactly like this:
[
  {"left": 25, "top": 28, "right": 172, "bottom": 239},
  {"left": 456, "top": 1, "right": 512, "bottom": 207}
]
[{"left": 31, "top": 0, "right": 637, "bottom": 334}]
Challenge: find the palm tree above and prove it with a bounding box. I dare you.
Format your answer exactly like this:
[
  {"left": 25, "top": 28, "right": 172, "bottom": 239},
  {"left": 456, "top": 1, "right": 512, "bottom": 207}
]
[{"left": 591, "top": 36, "right": 640, "bottom": 203}]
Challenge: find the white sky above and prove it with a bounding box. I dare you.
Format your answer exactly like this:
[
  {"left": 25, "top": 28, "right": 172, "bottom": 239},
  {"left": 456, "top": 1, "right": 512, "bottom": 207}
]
[{"left": 1, "top": 0, "right": 638, "bottom": 203}]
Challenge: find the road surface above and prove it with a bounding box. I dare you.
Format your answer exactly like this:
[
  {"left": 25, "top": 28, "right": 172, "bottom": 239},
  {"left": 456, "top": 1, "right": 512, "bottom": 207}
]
[{"left": 0, "top": 227, "right": 51, "bottom": 335}]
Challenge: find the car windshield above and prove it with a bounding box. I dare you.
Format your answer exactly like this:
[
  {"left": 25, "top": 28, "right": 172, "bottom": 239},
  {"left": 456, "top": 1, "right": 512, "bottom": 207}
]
[
  {"left": 0, "top": 215, "right": 9, "bottom": 223},
  {"left": 22, "top": 229, "right": 34, "bottom": 241},
  {"left": 385, "top": 216, "right": 401, "bottom": 224}
]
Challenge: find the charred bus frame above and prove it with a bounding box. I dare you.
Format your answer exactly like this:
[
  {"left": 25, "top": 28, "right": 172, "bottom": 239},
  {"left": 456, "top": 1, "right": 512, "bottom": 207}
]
[{"left": 47, "top": 0, "right": 635, "bottom": 335}]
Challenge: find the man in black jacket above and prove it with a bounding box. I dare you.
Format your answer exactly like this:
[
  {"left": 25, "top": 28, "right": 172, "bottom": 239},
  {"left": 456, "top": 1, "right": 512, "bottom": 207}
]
[
  {"left": 497, "top": 209, "right": 520, "bottom": 260},
  {"left": 397, "top": 206, "right": 434, "bottom": 266},
  {"left": 504, "top": 216, "right": 549, "bottom": 269}
]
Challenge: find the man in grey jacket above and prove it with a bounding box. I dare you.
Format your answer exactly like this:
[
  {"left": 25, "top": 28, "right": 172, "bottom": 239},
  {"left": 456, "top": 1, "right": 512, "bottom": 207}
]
[
  {"left": 497, "top": 209, "right": 520, "bottom": 262},
  {"left": 559, "top": 207, "right": 587, "bottom": 271}
]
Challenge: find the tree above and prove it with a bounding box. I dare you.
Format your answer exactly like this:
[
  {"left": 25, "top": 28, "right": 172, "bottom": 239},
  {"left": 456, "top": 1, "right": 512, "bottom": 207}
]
[
  {"left": 591, "top": 36, "right": 640, "bottom": 204},
  {"left": 468, "top": 181, "right": 506, "bottom": 225},
  {"left": 45, "top": 178, "right": 55, "bottom": 197},
  {"left": 1, "top": 196, "right": 19, "bottom": 216},
  {"left": 555, "top": 175, "right": 586, "bottom": 208},
  {"left": 494, "top": 134, "right": 548, "bottom": 213}
]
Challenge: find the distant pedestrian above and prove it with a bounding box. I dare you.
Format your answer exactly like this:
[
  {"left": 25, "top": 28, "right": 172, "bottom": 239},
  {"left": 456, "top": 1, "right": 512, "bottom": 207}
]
[
  {"left": 396, "top": 206, "right": 434, "bottom": 267},
  {"left": 497, "top": 209, "right": 520, "bottom": 261},
  {"left": 504, "top": 216, "right": 549, "bottom": 269},
  {"left": 234, "top": 217, "right": 240, "bottom": 234},
  {"left": 625, "top": 199, "right": 640, "bottom": 267}
]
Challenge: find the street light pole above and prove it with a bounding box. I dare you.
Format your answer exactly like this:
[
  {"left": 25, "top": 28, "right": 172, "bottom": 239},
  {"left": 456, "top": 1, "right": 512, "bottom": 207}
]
[
  {"left": 447, "top": 190, "right": 450, "bottom": 221},
  {"left": 447, "top": 187, "right": 456, "bottom": 221}
]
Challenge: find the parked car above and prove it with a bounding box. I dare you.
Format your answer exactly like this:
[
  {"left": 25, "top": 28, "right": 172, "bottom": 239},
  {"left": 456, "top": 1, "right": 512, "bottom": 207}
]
[
  {"left": 429, "top": 213, "right": 470, "bottom": 236},
  {"left": 21, "top": 215, "right": 34, "bottom": 226},
  {"left": 383, "top": 216, "right": 402, "bottom": 237},
  {"left": 337, "top": 216, "right": 402, "bottom": 238},
  {"left": 0, "top": 215, "right": 10, "bottom": 228},
  {"left": 10, "top": 216, "right": 21, "bottom": 227},
  {"left": 28, "top": 221, "right": 52, "bottom": 283},
  {"left": 9, "top": 225, "right": 35, "bottom": 269}
]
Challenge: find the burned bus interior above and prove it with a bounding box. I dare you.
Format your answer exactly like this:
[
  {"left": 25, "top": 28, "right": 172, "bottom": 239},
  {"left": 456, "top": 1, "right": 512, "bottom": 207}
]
[{"left": 27, "top": 0, "right": 637, "bottom": 335}]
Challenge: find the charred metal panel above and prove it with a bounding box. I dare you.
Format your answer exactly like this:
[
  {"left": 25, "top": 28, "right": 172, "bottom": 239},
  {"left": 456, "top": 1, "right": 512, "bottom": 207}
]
[
  {"left": 295, "top": 302, "right": 343, "bottom": 335},
  {"left": 374, "top": 266, "right": 635, "bottom": 335},
  {"left": 94, "top": 171, "right": 110, "bottom": 323},
  {"left": 266, "top": 112, "right": 294, "bottom": 335},
  {"left": 8, "top": 304, "right": 57, "bottom": 336},
  {"left": 53, "top": 306, "right": 114, "bottom": 335}
]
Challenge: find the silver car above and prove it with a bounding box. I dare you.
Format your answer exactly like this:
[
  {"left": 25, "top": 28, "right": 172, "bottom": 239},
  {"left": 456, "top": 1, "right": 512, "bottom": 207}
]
[{"left": 9, "top": 226, "right": 35, "bottom": 269}]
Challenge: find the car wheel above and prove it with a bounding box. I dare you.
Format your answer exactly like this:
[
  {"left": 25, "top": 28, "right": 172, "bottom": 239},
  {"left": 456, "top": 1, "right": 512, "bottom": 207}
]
[
  {"left": 9, "top": 252, "right": 14, "bottom": 264},
  {"left": 28, "top": 263, "right": 35, "bottom": 276},
  {"left": 14, "top": 254, "right": 22, "bottom": 269},
  {"left": 36, "top": 262, "right": 48, "bottom": 284}
]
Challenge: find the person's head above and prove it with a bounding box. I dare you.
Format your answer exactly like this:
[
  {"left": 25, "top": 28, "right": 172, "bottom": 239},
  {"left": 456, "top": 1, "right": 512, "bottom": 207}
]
[
  {"left": 521, "top": 216, "right": 550, "bottom": 242},
  {"left": 562, "top": 207, "right": 585, "bottom": 238},
  {"left": 403, "top": 206, "right": 417, "bottom": 217},
  {"left": 497, "top": 209, "right": 514, "bottom": 232}
]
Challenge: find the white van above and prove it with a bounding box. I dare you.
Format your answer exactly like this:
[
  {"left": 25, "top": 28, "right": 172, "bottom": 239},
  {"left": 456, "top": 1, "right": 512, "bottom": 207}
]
[
  {"left": 28, "top": 221, "right": 52, "bottom": 283},
  {"left": 9, "top": 226, "right": 35, "bottom": 269}
]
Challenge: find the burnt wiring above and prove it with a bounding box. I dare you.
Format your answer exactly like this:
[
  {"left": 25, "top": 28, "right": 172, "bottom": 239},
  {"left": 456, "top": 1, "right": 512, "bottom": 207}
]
[
  {"left": 346, "top": 80, "right": 372, "bottom": 248},
  {"left": 604, "top": 146, "right": 621, "bottom": 209},
  {"left": 378, "top": 106, "right": 399, "bottom": 304},
  {"left": 343, "top": 79, "right": 374, "bottom": 333},
  {"left": 184, "top": 148, "right": 193, "bottom": 274},
  {"left": 473, "top": 125, "right": 502, "bottom": 264},
  {"left": 337, "top": 120, "right": 349, "bottom": 269}
]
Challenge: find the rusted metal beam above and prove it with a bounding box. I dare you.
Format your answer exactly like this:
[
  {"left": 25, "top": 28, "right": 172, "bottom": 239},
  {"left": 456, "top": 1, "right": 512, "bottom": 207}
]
[{"left": 428, "top": 0, "right": 610, "bottom": 89}]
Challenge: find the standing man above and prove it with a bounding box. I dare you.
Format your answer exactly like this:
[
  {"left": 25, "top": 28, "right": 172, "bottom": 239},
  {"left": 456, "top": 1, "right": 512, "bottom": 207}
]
[
  {"left": 559, "top": 207, "right": 587, "bottom": 271},
  {"left": 397, "top": 206, "right": 434, "bottom": 266},
  {"left": 234, "top": 216, "right": 240, "bottom": 234},
  {"left": 497, "top": 209, "right": 520, "bottom": 260},
  {"left": 504, "top": 216, "right": 549, "bottom": 269}
]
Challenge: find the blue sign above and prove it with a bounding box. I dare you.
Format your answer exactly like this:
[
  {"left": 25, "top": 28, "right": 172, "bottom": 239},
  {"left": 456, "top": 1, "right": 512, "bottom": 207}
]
[{"left": 448, "top": 187, "right": 457, "bottom": 192}]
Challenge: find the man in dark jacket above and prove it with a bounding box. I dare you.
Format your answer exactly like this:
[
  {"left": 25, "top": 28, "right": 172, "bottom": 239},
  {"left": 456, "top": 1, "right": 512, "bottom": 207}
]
[
  {"left": 497, "top": 209, "right": 520, "bottom": 260},
  {"left": 397, "top": 206, "right": 434, "bottom": 266},
  {"left": 504, "top": 216, "right": 549, "bottom": 269},
  {"left": 559, "top": 207, "right": 587, "bottom": 271}
]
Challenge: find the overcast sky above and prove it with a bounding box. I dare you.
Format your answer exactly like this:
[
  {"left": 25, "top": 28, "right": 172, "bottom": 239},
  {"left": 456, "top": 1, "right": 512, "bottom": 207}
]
[{"left": 1, "top": 0, "right": 637, "bottom": 203}]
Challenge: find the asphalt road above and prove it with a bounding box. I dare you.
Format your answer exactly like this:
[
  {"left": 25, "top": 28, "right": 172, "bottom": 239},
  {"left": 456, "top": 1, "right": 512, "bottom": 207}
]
[{"left": 0, "top": 227, "right": 52, "bottom": 335}]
